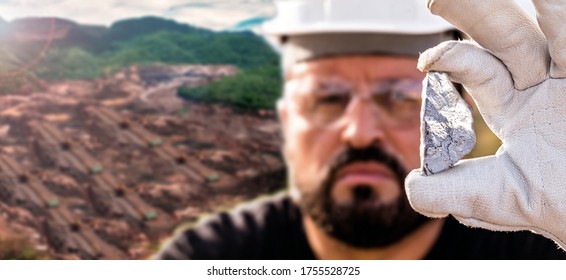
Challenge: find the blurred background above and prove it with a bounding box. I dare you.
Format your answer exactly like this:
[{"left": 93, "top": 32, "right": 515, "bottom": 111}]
[{"left": 0, "top": 0, "right": 500, "bottom": 259}]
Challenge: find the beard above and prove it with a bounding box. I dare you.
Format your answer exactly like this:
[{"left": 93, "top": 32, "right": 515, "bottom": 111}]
[{"left": 296, "top": 146, "right": 429, "bottom": 248}]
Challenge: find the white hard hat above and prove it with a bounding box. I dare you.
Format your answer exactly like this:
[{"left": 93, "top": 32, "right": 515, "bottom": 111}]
[{"left": 262, "top": 0, "right": 454, "bottom": 36}]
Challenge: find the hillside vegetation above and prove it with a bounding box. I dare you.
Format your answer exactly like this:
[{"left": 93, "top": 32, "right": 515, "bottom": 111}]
[
  {"left": 178, "top": 64, "right": 281, "bottom": 110},
  {"left": 1, "top": 17, "right": 282, "bottom": 110}
]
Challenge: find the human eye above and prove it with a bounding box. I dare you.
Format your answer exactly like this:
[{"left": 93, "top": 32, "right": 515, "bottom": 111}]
[
  {"left": 374, "top": 79, "right": 421, "bottom": 106},
  {"left": 311, "top": 92, "right": 350, "bottom": 122},
  {"left": 389, "top": 89, "right": 420, "bottom": 103},
  {"left": 372, "top": 79, "right": 422, "bottom": 125},
  {"left": 317, "top": 93, "right": 349, "bottom": 105},
  {"left": 293, "top": 78, "right": 352, "bottom": 125},
  {"left": 391, "top": 79, "right": 421, "bottom": 99},
  {"left": 301, "top": 79, "right": 349, "bottom": 124}
]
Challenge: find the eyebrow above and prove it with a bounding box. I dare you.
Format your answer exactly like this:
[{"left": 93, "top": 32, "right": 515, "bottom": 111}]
[
  {"left": 371, "top": 79, "right": 421, "bottom": 91},
  {"left": 314, "top": 80, "right": 351, "bottom": 93}
]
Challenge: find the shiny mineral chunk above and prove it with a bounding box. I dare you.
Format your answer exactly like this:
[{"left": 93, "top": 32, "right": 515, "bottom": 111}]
[{"left": 420, "top": 72, "right": 475, "bottom": 175}]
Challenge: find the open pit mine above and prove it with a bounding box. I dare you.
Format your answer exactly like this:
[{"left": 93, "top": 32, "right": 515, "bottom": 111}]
[{"left": 0, "top": 64, "right": 285, "bottom": 259}]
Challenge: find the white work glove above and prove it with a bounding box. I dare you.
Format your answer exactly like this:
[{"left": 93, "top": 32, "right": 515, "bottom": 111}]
[{"left": 406, "top": 0, "right": 566, "bottom": 249}]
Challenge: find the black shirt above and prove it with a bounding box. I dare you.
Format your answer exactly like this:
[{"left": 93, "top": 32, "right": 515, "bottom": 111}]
[{"left": 157, "top": 194, "right": 566, "bottom": 260}]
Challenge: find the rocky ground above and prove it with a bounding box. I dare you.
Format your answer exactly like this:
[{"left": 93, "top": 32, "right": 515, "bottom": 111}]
[{"left": 0, "top": 64, "right": 285, "bottom": 259}]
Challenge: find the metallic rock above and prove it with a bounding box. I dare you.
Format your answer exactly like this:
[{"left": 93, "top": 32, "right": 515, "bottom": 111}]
[{"left": 420, "top": 72, "right": 475, "bottom": 176}]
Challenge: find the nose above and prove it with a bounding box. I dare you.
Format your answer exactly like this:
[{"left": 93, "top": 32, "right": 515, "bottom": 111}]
[{"left": 341, "top": 97, "right": 385, "bottom": 149}]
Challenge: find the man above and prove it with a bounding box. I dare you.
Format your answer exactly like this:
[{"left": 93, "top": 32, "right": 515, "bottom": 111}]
[{"left": 156, "top": 0, "right": 566, "bottom": 259}]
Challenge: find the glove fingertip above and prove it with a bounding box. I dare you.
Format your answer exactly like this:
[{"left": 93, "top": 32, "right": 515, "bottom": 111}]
[
  {"left": 405, "top": 169, "right": 450, "bottom": 218},
  {"left": 417, "top": 40, "right": 459, "bottom": 72}
]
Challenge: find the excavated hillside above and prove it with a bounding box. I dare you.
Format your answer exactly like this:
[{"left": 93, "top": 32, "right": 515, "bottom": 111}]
[{"left": 0, "top": 64, "right": 285, "bottom": 259}]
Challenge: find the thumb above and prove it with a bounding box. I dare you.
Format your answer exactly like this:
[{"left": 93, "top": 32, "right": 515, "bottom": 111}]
[
  {"left": 419, "top": 40, "right": 515, "bottom": 133},
  {"left": 406, "top": 155, "right": 566, "bottom": 249},
  {"left": 406, "top": 155, "right": 513, "bottom": 223}
]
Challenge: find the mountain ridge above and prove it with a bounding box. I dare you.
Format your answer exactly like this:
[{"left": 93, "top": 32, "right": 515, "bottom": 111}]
[{"left": 0, "top": 16, "right": 212, "bottom": 51}]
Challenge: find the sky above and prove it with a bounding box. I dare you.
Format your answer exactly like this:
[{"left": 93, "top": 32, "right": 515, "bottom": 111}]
[
  {"left": 0, "top": 0, "right": 275, "bottom": 30},
  {"left": 0, "top": 0, "right": 538, "bottom": 31}
]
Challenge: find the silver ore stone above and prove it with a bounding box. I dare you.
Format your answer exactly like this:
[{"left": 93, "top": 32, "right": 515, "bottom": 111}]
[{"left": 420, "top": 72, "right": 475, "bottom": 176}]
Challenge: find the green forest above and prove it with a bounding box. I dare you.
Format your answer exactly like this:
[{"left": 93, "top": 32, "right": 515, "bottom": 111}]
[
  {"left": 177, "top": 64, "right": 281, "bottom": 110},
  {"left": 0, "top": 17, "right": 282, "bottom": 110}
]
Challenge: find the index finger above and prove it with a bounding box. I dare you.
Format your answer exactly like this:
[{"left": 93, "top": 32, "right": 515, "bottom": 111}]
[{"left": 427, "top": 0, "right": 549, "bottom": 90}]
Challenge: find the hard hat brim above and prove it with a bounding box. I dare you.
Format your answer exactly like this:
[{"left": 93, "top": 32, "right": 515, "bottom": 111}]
[{"left": 261, "top": 22, "right": 455, "bottom": 36}]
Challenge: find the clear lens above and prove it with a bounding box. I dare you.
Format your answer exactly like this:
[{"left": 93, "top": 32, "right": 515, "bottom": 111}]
[{"left": 297, "top": 78, "right": 422, "bottom": 128}]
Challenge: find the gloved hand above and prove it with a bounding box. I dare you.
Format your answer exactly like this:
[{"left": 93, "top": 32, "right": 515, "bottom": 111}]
[{"left": 406, "top": 0, "right": 566, "bottom": 249}]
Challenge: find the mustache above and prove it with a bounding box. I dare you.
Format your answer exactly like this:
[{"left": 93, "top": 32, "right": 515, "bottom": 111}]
[
  {"left": 327, "top": 146, "right": 408, "bottom": 184},
  {"left": 299, "top": 145, "right": 426, "bottom": 248}
]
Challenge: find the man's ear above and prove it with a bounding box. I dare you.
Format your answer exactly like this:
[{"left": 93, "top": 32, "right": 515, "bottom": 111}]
[{"left": 276, "top": 98, "right": 288, "bottom": 140}]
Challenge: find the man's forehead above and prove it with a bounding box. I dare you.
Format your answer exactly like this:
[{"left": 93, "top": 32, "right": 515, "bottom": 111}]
[{"left": 285, "top": 55, "right": 422, "bottom": 82}]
